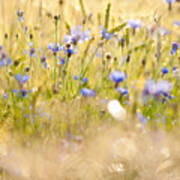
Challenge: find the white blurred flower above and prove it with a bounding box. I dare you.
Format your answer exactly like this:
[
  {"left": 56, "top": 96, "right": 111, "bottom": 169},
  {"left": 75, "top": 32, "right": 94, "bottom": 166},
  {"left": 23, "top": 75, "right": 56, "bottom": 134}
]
[{"left": 107, "top": 100, "right": 126, "bottom": 121}]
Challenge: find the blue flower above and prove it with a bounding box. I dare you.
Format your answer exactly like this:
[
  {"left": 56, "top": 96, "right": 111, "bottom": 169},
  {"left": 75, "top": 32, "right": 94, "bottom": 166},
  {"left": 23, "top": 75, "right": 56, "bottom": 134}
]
[
  {"left": 0, "top": 51, "right": 12, "bottom": 67},
  {"left": 171, "top": 42, "right": 179, "bottom": 55},
  {"left": 21, "top": 89, "right": 28, "bottom": 97},
  {"left": 174, "top": 21, "right": 180, "bottom": 27},
  {"left": 29, "top": 48, "right": 35, "bottom": 57},
  {"left": 116, "top": 87, "right": 129, "bottom": 95},
  {"left": 144, "top": 80, "right": 172, "bottom": 97},
  {"left": 164, "top": 0, "right": 175, "bottom": 3},
  {"left": 80, "top": 88, "right": 95, "bottom": 97},
  {"left": 73, "top": 75, "right": 88, "bottom": 83},
  {"left": 158, "top": 27, "right": 170, "bottom": 36},
  {"left": 17, "top": 10, "right": 24, "bottom": 22},
  {"left": 100, "top": 26, "right": 114, "bottom": 40},
  {"left": 161, "top": 67, "right": 169, "bottom": 74},
  {"left": 109, "top": 71, "right": 126, "bottom": 83},
  {"left": 64, "top": 26, "right": 91, "bottom": 44},
  {"left": 12, "top": 89, "right": 28, "bottom": 98},
  {"left": 127, "top": 20, "right": 142, "bottom": 29},
  {"left": 48, "top": 43, "right": 61, "bottom": 53},
  {"left": 83, "top": 77, "right": 88, "bottom": 83},
  {"left": 73, "top": 75, "right": 78, "bottom": 80},
  {"left": 15, "top": 74, "right": 30, "bottom": 84},
  {"left": 4, "top": 93, "right": 8, "bottom": 100},
  {"left": 137, "top": 113, "right": 147, "bottom": 124}
]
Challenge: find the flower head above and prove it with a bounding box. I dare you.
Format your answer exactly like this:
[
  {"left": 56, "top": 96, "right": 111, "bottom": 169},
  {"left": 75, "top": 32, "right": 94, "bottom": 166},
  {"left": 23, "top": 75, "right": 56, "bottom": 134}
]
[
  {"left": 15, "top": 74, "right": 30, "bottom": 84},
  {"left": 64, "top": 26, "right": 91, "bottom": 44},
  {"left": 80, "top": 88, "right": 95, "bottom": 97},
  {"left": 100, "top": 26, "right": 114, "bottom": 40},
  {"left": 116, "top": 87, "right": 129, "bottom": 95},
  {"left": 17, "top": 10, "right": 24, "bottom": 22},
  {"left": 48, "top": 43, "right": 61, "bottom": 53},
  {"left": 127, "top": 20, "right": 142, "bottom": 29},
  {"left": 109, "top": 71, "right": 126, "bottom": 83},
  {"left": 144, "top": 80, "right": 172, "bottom": 97},
  {"left": 164, "top": 0, "right": 175, "bottom": 3},
  {"left": 174, "top": 21, "right": 180, "bottom": 27},
  {"left": 161, "top": 67, "right": 169, "bottom": 74},
  {"left": 171, "top": 42, "right": 179, "bottom": 55}
]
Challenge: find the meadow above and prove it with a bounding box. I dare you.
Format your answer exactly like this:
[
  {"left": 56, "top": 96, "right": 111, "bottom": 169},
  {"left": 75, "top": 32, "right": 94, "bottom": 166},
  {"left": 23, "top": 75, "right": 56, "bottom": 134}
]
[{"left": 0, "top": 0, "right": 180, "bottom": 179}]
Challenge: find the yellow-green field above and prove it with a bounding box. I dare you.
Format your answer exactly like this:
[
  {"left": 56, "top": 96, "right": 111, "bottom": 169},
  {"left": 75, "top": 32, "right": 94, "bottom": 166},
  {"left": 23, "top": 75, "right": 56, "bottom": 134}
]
[{"left": 0, "top": 0, "right": 180, "bottom": 179}]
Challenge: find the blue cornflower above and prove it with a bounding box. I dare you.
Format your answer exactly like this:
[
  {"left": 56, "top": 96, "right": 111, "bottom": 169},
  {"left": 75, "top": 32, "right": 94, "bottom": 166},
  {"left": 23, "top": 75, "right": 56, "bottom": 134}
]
[
  {"left": 21, "top": 89, "right": 28, "bottom": 97},
  {"left": 83, "top": 77, "right": 88, "bottom": 83},
  {"left": 120, "top": 38, "right": 125, "bottom": 47},
  {"left": 57, "top": 57, "right": 65, "bottom": 65},
  {"left": 127, "top": 20, "right": 142, "bottom": 29},
  {"left": 144, "top": 80, "right": 172, "bottom": 97},
  {"left": 73, "top": 75, "right": 88, "bottom": 83},
  {"left": 137, "top": 113, "right": 147, "bottom": 124},
  {"left": 174, "top": 21, "right": 180, "bottom": 27},
  {"left": 80, "top": 88, "right": 95, "bottom": 97},
  {"left": 12, "top": 89, "right": 28, "bottom": 98},
  {"left": 158, "top": 27, "right": 170, "bottom": 36},
  {"left": 29, "top": 48, "right": 35, "bottom": 57},
  {"left": 73, "top": 75, "right": 79, "bottom": 80},
  {"left": 17, "top": 10, "right": 24, "bottom": 22},
  {"left": 4, "top": 93, "right": 8, "bottom": 100},
  {"left": 161, "top": 67, "right": 169, "bottom": 74},
  {"left": 109, "top": 71, "right": 126, "bottom": 83},
  {"left": 0, "top": 51, "right": 12, "bottom": 67},
  {"left": 116, "top": 87, "right": 129, "bottom": 95},
  {"left": 171, "top": 42, "right": 179, "bottom": 55},
  {"left": 100, "top": 26, "right": 114, "bottom": 40},
  {"left": 15, "top": 74, "right": 30, "bottom": 84},
  {"left": 164, "top": 0, "right": 175, "bottom": 3},
  {"left": 62, "top": 44, "right": 77, "bottom": 57},
  {"left": 163, "top": 0, "right": 176, "bottom": 10},
  {"left": 64, "top": 26, "right": 91, "bottom": 44},
  {"left": 48, "top": 43, "right": 61, "bottom": 53}
]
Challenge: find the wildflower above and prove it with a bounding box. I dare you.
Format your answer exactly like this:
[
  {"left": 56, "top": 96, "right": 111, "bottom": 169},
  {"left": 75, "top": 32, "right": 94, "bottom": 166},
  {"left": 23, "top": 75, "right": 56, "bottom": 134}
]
[
  {"left": 29, "top": 48, "right": 35, "bottom": 57},
  {"left": 156, "top": 27, "right": 170, "bottom": 36},
  {"left": 120, "top": 38, "right": 125, "bottom": 48},
  {"left": 21, "top": 89, "right": 28, "bottom": 97},
  {"left": 100, "top": 26, "right": 114, "bottom": 40},
  {"left": 74, "top": 75, "right": 88, "bottom": 84},
  {"left": 107, "top": 100, "right": 126, "bottom": 121},
  {"left": 161, "top": 67, "right": 169, "bottom": 74},
  {"left": 164, "top": 0, "right": 175, "bottom": 3},
  {"left": 163, "top": 0, "right": 176, "bottom": 10},
  {"left": 12, "top": 89, "right": 28, "bottom": 98},
  {"left": 116, "top": 87, "right": 129, "bottom": 95},
  {"left": 15, "top": 74, "right": 30, "bottom": 84},
  {"left": 80, "top": 88, "right": 95, "bottom": 97},
  {"left": 4, "top": 93, "right": 8, "bottom": 100},
  {"left": 109, "top": 71, "right": 126, "bottom": 83},
  {"left": 73, "top": 75, "right": 79, "bottom": 80},
  {"left": 62, "top": 44, "right": 77, "bottom": 58},
  {"left": 57, "top": 57, "right": 65, "bottom": 65},
  {"left": 174, "top": 21, "right": 180, "bottom": 27},
  {"left": 83, "top": 77, "right": 88, "bottom": 83},
  {"left": 144, "top": 80, "right": 172, "bottom": 97},
  {"left": 171, "top": 42, "right": 179, "bottom": 55},
  {"left": 0, "top": 51, "right": 12, "bottom": 67},
  {"left": 64, "top": 26, "right": 91, "bottom": 44},
  {"left": 48, "top": 43, "right": 61, "bottom": 53},
  {"left": 137, "top": 113, "right": 147, "bottom": 124},
  {"left": 17, "top": 10, "right": 24, "bottom": 22},
  {"left": 127, "top": 20, "right": 142, "bottom": 29}
]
